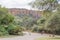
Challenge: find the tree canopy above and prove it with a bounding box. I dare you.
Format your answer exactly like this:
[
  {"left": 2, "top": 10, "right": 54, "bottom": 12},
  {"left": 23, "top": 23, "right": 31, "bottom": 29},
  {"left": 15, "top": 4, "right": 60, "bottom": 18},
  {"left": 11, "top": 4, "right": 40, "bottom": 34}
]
[{"left": 29, "top": 0, "right": 58, "bottom": 11}]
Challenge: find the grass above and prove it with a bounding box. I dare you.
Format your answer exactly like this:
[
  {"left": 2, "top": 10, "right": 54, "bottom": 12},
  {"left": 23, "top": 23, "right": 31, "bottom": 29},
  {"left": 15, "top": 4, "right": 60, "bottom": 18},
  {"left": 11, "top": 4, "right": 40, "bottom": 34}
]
[
  {"left": 0, "top": 35, "right": 19, "bottom": 38},
  {"left": 36, "top": 36, "right": 60, "bottom": 40},
  {"left": 0, "top": 34, "right": 24, "bottom": 38}
]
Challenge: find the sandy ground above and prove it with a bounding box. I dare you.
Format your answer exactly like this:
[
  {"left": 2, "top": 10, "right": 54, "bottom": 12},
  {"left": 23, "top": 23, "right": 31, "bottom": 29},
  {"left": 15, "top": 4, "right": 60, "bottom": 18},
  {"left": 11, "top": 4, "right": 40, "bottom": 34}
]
[{"left": 0, "top": 32, "right": 48, "bottom": 40}]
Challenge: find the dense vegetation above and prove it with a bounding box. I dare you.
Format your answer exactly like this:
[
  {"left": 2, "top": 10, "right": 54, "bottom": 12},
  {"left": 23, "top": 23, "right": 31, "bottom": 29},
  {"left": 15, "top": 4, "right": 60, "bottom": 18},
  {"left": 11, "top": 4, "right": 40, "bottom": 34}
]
[
  {"left": 15, "top": 13, "right": 39, "bottom": 30},
  {"left": 0, "top": 6, "right": 23, "bottom": 36},
  {"left": 13, "top": 0, "right": 60, "bottom": 35},
  {"left": 0, "top": 0, "right": 60, "bottom": 36},
  {"left": 29, "top": 0, "right": 60, "bottom": 35}
]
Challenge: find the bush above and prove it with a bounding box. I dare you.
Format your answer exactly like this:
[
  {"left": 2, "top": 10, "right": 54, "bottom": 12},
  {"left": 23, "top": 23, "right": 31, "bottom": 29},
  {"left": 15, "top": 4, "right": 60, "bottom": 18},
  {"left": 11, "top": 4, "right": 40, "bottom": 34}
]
[
  {"left": 0, "top": 25, "right": 9, "bottom": 36},
  {"left": 31, "top": 26, "right": 42, "bottom": 32},
  {"left": 0, "top": 6, "right": 23, "bottom": 36},
  {"left": 7, "top": 24, "right": 23, "bottom": 35},
  {"left": 55, "top": 29, "right": 60, "bottom": 35}
]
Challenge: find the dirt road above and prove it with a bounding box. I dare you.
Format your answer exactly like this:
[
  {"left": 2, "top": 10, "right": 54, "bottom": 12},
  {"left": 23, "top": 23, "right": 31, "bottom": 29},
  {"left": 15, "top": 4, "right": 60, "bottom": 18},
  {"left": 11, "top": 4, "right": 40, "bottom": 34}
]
[{"left": 0, "top": 32, "right": 48, "bottom": 40}]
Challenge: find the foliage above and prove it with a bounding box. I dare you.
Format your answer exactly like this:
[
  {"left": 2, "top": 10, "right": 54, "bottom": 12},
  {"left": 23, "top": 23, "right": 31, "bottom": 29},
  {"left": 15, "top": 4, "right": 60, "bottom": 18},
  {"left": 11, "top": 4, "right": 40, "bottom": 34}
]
[
  {"left": 7, "top": 24, "right": 23, "bottom": 35},
  {"left": 29, "top": 0, "right": 60, "bottom": 35},
  {"left": 15, "top": 13, "right": 38, "bottom": 30},
  {"left": 0, "top": 25, "right": 9, "bottom": 36},
  {"left": 0, "top": 6, "right": 23, "bottom": 36},
  {"left": 1, "top": 13, "right": 14, "bottom": 25},
  {"left": 44, "top": 12, "right": 60, "bottom": 34},
  {"left": 29, "top": 0, "right": 58, "bottom": 11}
]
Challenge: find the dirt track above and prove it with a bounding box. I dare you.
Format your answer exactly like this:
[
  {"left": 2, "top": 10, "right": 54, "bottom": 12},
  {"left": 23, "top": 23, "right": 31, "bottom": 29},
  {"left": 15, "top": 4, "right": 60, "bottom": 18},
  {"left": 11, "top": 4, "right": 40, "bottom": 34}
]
[{"left": 0, "top": 32, "right": 48, "bottom": 40}]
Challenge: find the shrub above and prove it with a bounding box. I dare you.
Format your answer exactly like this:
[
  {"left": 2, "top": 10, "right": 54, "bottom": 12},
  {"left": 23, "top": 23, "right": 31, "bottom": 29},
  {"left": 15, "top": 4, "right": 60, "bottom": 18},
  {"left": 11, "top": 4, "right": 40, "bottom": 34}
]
[
  {"left": 0, "top": 25, "right": 9, "bottom": 36},
  {"left": 7, "top": 24, "right": 23, "bottom": 35}
]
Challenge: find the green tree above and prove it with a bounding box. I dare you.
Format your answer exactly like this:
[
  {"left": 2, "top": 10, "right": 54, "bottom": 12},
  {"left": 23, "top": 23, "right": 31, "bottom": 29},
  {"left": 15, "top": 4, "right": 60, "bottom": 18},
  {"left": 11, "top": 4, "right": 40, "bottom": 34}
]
[
  {"left": 0, "top": 6, "right": 14, "bottom": 25},
  {"left": 16, "top": 13, "right": 38, "bottom": 30},
  {"left": 0, "top": 6, "right": 15, "bottom": 36},
  {"left": 29, "top": 0, "right": 58, "bottom": 11},
  {"left": 44, "top": 11, "right": 60, "bottom": 36},
  {"left": 29, "top": 0, "right": 60, "bottom": 35}
]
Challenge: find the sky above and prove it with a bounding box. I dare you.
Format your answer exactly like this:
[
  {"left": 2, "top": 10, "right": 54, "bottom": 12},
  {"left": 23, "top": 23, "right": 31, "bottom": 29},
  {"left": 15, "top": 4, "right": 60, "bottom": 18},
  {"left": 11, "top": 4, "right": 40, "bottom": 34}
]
[
  {"left": 0, "top": 0, "right": 35, "bottom": 9},
  {"left": 58, "top": 0, "right": 60, "bottom": 3},
  {"left": 0, "top": 0, "right": 60, "bottom": 9}
]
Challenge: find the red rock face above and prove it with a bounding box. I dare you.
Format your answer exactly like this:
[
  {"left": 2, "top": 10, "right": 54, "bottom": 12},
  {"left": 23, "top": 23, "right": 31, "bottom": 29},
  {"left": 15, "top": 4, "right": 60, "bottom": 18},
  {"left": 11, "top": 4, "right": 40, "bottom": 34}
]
[{"left": 8, "top": 8, "right": 42, "bottom": 17}]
